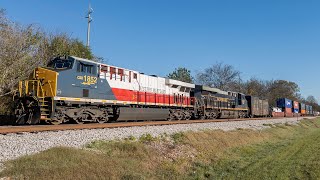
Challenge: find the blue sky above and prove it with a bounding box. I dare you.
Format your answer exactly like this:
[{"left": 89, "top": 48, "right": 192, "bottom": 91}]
[{"left": 1, "top": 0, "right": 320, "bottom": 101}]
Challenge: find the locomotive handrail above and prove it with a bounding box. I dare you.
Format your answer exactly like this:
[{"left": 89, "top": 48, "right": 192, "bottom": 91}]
[
  {"left": 48, "top": 80, "right": 54, "bottom": 98},
  {"left": 18, "top": 80, "right": 43, "bottom": 98},
  {"left": 19, "top": 81, "right": 23, "bottom": 97}
]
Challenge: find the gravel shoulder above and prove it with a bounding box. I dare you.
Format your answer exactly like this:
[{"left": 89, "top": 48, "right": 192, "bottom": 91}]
[{"left": 0, "top": 117, "right": 316, "bottom": 167}]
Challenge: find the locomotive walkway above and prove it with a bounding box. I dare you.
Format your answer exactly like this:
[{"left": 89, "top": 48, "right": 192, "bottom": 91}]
[{"left": 0, "top": 117, "right": 303, "bottom": 135}]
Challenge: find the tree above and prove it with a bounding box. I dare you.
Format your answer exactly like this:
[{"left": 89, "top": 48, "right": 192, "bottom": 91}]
[
  {"left": 195, "top": 62, "right": 241, "bottom": 91},
  {"left": 167, "top": 67, "right": 193, "bottom": 83},
  {"left": 0, "top": 12, "right": 44, "bottom": 95},
  {"left": 306, "top": 96, "right": 318, "bottom": 104},
  {"left": 0, "top": 9, "right": 96, "bottom": 113},
  {"left": 42, "top": 33, "right": 94, "bottom": 61},
  {"left": 243, "top": 78, "right": 268, "bottom": 98},
  {"left": 305, "top": 95, "right": 320, "bottom": 112},
  {"left": 265, "top": 80, "right": 300, "bottom": 106}
]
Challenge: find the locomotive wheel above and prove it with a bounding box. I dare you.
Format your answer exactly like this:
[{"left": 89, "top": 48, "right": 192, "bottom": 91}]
[
  {"left": 97, "top": 119, "right": 106, "bottom": 124},
  {"left": 210, "top": 112, "right": 218, "bottom": 119},
  {"left": 74, "top": 114, "right": 85, "bottom": 124},
  {"left": 15, "top": 101, "right": 27, "bottom": 125},
  {"left": 74, "top": 110, "right": 95, "bottom": 124},
  {"left": 14, "top": 98, "right": 40, "bottom": 125},
  {"left": 200, "top": 115, "right": 206, "bottom": 120},
  {"left": 175, "top": 111, "right": 184, "bottom": 121},
  {"left": 50, "top": 120, "right": 63, "bottom": 125},
  {"left": 74, "top": 118, "right": 85, "bottom": 124},
  {"left": 184, "top": 111, "right": 192, "bottom": 120},
  {"left": 168, "top": 113, "right": 175, "bottom": 121},
  {"left": 50, "top": 110, "right": 66, "bottom": 125},
  {"left": 210, "top": 113, "right": 216, "bottom": 119},
  {"left": 96, "top": 116, "right": 108, "bottom": 124}
]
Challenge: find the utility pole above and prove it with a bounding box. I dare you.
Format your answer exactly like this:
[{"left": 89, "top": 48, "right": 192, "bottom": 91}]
[{"left": 85, "top": 3, "right": 93, "bottom": 47}]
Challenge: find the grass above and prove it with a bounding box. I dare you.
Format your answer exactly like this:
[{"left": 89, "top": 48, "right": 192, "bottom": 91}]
[
  {"left": 1, "top": 118, "right": 320, "bottom": 179},
  {"left": 188, "top": 120, "right": 320, "bottom": 179}
]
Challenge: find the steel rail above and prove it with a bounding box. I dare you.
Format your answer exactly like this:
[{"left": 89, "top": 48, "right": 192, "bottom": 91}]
[{"left": 0, "top": 117, "right": 303, "bottom": 135}]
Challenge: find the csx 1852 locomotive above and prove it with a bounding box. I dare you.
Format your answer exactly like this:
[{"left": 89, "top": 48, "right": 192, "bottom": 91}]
[{"left": 14, "top": 56, "right": 269, "bottom": 125}]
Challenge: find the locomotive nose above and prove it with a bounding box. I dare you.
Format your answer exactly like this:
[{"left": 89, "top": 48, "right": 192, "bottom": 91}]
[{"left": 33, "top": 67, "right": 58, "bottom": 97}]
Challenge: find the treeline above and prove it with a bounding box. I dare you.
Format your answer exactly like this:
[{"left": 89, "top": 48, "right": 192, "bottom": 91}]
[
  {"left": 168, "top": 64, "right": 320, "bottom": 111},
  {"left": 0, "top": 9, "right": 97, "bottom": 113}
]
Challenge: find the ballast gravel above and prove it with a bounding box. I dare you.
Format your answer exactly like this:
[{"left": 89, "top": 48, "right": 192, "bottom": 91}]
[{"left": 0, "top": 117, "right": 316, "bottom": 168}]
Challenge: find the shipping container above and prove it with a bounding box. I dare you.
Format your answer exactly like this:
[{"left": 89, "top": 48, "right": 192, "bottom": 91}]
[
  {"left": 300, "top": 103, "right": 306, "bottom": 115},
  {"left": 293, "top": 101, "right": 299, "bottom": 109},
  {"left": 306, "top": 105, "right": 310, "bottom": 115},
  {"left": 277, "top": 98, "right": 292, "bottom": 109},
  {"left": 293, "top": 101, "right": 299, "bottom": 113},
  {"left": 285, "top": 107, "right": 293, "bottom": 114},
  {"left": 246, "top": 96, "right": 269, "bottom": 117}
]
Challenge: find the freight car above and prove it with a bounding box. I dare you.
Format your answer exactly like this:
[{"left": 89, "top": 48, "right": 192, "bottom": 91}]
[
  {"left": 277, "top": 98, "right": 293, "bottom": 117},
  {"left": 245, "top": 96, "right": 269, "bottom": 117}
]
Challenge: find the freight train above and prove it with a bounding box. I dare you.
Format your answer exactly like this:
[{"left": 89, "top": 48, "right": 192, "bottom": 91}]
[{"left": 13, "top": 56, "right": 315, "bottom": 125}]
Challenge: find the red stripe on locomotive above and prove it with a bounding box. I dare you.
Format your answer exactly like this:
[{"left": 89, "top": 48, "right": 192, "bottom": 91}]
[{"left": 111, "top": 88, "right": 192, "bottom": 106}]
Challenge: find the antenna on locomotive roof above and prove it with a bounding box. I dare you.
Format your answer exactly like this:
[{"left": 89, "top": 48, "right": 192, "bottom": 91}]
[{"left": 85, "top": 2, "right": 93, "bottom": 47}]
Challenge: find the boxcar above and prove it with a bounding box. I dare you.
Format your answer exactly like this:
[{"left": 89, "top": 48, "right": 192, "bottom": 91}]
[{"left": 246, "top": 96, "right": 269, "bottom": 117}]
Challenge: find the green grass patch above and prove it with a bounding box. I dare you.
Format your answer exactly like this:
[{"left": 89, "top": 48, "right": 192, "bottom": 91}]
[
  {"left": 188, "top": 119, "right": 320, "bottom": 179},
  {"left": 2, "top": 118, "right": 320, "bottom": 179},
  {"left": 139, "top": 133, "right": 158, "bottom": 143}
]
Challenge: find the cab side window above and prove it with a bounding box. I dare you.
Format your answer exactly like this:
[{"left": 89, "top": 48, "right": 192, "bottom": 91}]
[{"left": 77, "top": 61, "right": 96, "bottom": 75}]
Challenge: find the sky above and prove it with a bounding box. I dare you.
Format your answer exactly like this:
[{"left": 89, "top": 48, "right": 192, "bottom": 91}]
[{"left": 1, "top": 0, "right": 320, "bottom": 101}]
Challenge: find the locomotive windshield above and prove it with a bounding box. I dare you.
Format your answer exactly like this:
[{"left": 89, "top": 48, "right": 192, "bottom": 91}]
[{"left": 47, "top": 57, "right": 74, "bottom": 70}]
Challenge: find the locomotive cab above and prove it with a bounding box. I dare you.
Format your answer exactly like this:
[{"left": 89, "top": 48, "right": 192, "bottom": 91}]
[
  {"left": 47, "top": 57, "right": 75, "bottom": 70},
  {"left": 14, "top": 56, "right": 108, "bottom": 124},
  {"left": 228, "top": 92, "right": 248, "bottom": 109}
]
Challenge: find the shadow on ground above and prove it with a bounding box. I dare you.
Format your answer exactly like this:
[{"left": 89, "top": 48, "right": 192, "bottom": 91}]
[{"left": 0, "top": 114, "right": 15, "bottom": 125}]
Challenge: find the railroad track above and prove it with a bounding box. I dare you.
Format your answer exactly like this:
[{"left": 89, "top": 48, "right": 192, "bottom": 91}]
[{"left": 0, "top": 117, "right": 304, "bottom": 135}]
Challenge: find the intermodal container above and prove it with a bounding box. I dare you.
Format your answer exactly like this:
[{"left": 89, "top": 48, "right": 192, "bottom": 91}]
[
  {"left": 285, "top": 107, "right": 293, "bottom": 115},
  {"left": 300, "top": 103, "right": 306, "bottom": 115},
  {"left": 292, "top": 101, "right": 299, "bottom": 113},
  {"left": 306, "top": 105, "right": 310, "bottom": 115},
  {"left": 277, "top": 98, "right": 292, "bottom": 109}
]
